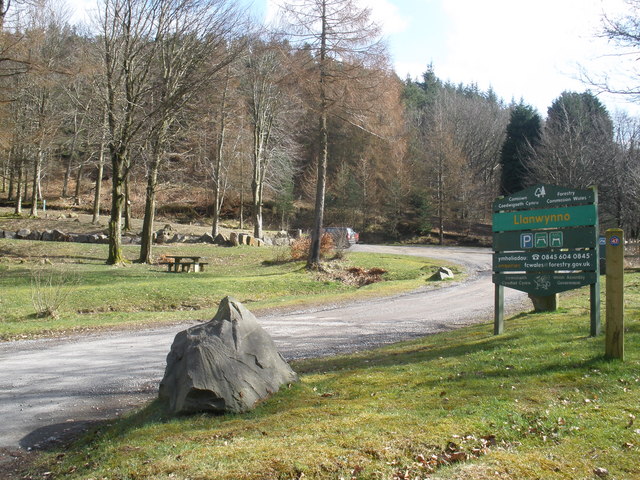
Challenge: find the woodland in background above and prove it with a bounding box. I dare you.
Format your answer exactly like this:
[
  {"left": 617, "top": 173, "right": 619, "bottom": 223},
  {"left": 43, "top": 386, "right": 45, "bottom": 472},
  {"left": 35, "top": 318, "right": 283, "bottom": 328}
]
[{"left": 2, "top": 0, "right": 640, "bottom": 263}]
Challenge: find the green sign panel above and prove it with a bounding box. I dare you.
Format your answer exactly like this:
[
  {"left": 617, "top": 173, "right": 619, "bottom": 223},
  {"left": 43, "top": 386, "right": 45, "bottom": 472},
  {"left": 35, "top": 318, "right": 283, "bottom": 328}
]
[
  {"left": 492, "top": 204, "right": 597, "bottom": 232},
  {"left": 493, "top": 249, "right": 597, "bottom": 272},
  {"left": 492, "top": 272, "right": 597, "bottom": 296},
  {"left": 492, "top": 226, "right": 597, "bottom": 251},
  {"left": 493, "top": 184, "right": 595, "bottom": 212},
  {"left": 492, "top": 184, "right": 600, "bottom": 336}
]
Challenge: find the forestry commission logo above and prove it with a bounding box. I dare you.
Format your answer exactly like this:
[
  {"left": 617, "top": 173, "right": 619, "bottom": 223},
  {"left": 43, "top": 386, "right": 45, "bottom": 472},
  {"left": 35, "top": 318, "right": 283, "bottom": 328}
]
[{"left": 534, "top": 186, "right": 546, "bottom": 198}]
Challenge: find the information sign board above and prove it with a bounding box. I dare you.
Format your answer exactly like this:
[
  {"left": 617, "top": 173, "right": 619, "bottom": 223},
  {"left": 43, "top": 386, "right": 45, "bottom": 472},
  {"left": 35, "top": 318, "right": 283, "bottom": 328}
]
[
  {"left": 492, "top": 204, "right": 597, "bottom": 232},
  {"left": 492, "top": 226, "right": 596, "bottom": 252},
  {"left": 493, "top": 184, "right": 595, "bottom": 212},
  {"left": 492, "top": 184, "right": 599, "bottom": 336},
  {"left": 493, "top": 249, "right": 597, "bottom": 272},
  {"left": 492, "top": 272, "right": 597, "bottom": 296}
]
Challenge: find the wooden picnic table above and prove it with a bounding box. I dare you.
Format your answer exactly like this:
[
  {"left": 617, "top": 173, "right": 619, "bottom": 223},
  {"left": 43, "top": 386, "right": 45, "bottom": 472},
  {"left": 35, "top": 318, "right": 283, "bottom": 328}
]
[{"left": 160, "top": 255, "right": 208, "bottom": 273}]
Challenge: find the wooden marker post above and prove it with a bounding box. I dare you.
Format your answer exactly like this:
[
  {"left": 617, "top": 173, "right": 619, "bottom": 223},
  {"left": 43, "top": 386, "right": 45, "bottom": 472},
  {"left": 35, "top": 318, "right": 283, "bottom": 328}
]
[
  {"left": 605, "top": 228, "right": 624, "bottom": 360},
  {"left": 494, "top": 284, "right": 504, "bottom": 335}
]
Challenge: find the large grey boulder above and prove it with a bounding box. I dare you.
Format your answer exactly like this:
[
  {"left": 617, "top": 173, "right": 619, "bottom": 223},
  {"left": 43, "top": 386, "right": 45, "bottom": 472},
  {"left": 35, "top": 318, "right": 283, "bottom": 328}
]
[
  {"left": 429, "top": 266, "right": 454, "bottom": 281},
  {"left": 528, "top": 293, "right": 559, "bottom": 312},
  {"left": 15, "top": 229, "right": 31, "bottom": 239},
  {"left": 41, "top": 230, "right": 55, "bottom": 242},
  {"left": 159, "top": 297, "right": 297, "bottom": 415},
  {"left": 52, "top": 229, "right": 70, "bottom": 242},
  {"left": 169, "top": 233, "right": 188, "bottom": 243},
  {"left": 213, "top": 233, "right": 228, "bottom": 246},
  {"left": 229, "top": 232, "right": 240, "bottom": 246},
  {"left": 200, "top": 232, "right": 215, "bottom": 244},
  {"left": 155, "top": 224, "right": 175, "bottom": 244},
  {"left": 87, "top": 234, "right": 102, "bottom": 243},
  {"left": 272, "top": 231, "right": 290, "bottom": 246},
  {"left": 74, "top": 234, "right": 91, "bottom": 243}
]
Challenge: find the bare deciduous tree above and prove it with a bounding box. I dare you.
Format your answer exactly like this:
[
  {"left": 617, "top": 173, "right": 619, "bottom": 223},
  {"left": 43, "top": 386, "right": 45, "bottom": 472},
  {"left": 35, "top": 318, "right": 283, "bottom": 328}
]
[
  {"left": 424, "top": 91, "right": 465, "bottom": 244},
  {"left": 243, "top": 37, "right": 301, "bottom": 239},
  {"left": 277, "top": 0, "right": 387, "bottom": 267},
  {"left": 584, "top": 1, "right": 640, "bottom": 100},
  {"left": 100, "top": 0, "right": 162, "bottom": 264},
  {"left": 605, "top": 111, "right": 640, "bottom": 235},
  {"left": 137, "top": 0, "right": 247, "bottom": 264}
]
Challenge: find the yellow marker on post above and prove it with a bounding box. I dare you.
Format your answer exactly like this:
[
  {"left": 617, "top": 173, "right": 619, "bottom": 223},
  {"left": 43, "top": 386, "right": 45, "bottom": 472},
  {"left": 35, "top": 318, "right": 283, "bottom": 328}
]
[{"left": 605, "top": 228, "right": 624, "bottom": 360}]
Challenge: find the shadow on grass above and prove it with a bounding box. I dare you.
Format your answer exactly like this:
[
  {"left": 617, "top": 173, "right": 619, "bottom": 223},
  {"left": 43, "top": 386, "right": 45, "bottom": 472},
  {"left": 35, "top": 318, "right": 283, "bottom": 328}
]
[
  {"left": 50, "top": 312, "right": 627, "bottom": 462},
  {"left": 293, "top": 318, "right": 608, "bottom": 387},
  {"left": 293, "top": 326, "right": 522, "bottom": 375}
]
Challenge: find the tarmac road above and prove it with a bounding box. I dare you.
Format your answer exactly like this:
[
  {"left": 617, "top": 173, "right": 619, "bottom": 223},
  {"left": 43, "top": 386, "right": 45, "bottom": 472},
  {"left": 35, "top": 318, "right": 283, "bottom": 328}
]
[{"left": 0, "top": 245, "right": 529, "bottom": 450}]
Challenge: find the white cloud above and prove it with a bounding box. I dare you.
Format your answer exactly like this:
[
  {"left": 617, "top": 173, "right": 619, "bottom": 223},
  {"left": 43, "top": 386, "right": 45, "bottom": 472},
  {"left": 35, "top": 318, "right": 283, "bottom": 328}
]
[
  {"left": 360, "top": 0, "right": 409, "bottom": 36},
  {"left": 264, "top": 0, "right": 280, "bottom": 26},
  {"left": 424, "top": 0, "right": 633, "bottom": 113}
]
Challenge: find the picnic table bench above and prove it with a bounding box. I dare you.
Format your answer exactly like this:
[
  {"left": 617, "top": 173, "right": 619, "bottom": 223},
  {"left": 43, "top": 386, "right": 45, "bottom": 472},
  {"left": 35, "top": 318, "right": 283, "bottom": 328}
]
[{"left": 159, "top": 255, "right": 208, "bottom": 273}]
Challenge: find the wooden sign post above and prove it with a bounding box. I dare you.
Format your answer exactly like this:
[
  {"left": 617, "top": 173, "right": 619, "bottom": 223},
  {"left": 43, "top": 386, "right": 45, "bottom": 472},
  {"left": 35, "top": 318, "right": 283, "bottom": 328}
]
[{"left": 605, "top": 228, "right": 624, "bottom": 360}]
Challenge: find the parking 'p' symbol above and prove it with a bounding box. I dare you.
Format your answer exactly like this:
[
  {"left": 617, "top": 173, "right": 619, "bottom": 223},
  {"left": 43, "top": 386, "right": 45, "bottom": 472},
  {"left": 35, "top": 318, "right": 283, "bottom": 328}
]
[{"left": 520, "top": 233, "right": 533, "bottom": 249}]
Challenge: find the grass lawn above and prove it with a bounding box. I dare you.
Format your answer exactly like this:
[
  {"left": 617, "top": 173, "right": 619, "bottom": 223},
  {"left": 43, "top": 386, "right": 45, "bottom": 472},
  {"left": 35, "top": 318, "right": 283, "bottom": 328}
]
[
  {"left": 36, "top": 275, "right": 640, "bottom": 480},
  {"left": 0, "top": 238, "right": 457, "bottom": 341}
]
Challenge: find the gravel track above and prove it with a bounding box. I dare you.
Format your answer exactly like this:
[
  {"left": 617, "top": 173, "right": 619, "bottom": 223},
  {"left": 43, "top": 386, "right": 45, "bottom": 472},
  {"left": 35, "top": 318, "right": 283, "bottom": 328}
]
[{"left": 0, "top": 245, "right": 528, "bottom": 451}]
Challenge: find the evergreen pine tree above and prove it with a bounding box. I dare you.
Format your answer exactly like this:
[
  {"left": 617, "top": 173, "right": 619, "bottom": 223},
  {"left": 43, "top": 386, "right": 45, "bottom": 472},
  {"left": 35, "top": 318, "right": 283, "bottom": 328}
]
[{"left": 499, "top": 103, "right": 542, "bottom": 195}]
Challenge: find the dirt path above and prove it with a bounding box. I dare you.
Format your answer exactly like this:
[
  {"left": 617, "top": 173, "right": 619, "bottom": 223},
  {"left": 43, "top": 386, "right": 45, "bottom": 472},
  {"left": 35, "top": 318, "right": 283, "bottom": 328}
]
[{"left": 0, "top": 245, "right": 528, "bottom": 456}]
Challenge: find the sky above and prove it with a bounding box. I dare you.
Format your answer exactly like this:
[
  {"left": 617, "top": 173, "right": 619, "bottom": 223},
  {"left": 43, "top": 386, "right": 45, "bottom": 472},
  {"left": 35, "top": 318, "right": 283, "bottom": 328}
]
[
  {"left": 70, "top": 0, "right": 638, "bottom": 116},
  {"left": 260, "top": 0, "right": 637, "bottom": 116}
]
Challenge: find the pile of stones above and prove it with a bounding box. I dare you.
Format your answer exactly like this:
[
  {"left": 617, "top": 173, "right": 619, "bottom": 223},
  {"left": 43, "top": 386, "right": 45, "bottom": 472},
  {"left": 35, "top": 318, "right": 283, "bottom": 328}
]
[
  {"left": 0, "top": 224, "right": 299, "bottom": 247},
  {"left": 0, "top": 228, "right": 109, "bottom": 244}
]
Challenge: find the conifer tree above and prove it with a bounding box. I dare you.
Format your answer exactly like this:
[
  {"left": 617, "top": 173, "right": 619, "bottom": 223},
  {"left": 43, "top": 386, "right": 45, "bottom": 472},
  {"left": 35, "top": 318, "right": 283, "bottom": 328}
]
[{"left": 499, "top": 103, "right": 541, "bottom": 195}]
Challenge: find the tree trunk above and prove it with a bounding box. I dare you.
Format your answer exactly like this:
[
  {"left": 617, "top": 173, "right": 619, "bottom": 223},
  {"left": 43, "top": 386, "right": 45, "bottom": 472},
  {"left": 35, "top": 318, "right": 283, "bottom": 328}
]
[
  {"left": 211, "top": 150, "right": 222, "bottom": 237},
  {"left": 63, "top": 112, "right": 80, "bottom": 197},
  {"left": 251, "top": 177, "right": 262, "bottom": 239},
  {"left": 251, "top": 113, "right": 264, "bottom": 240},
  {"left": 140, "top": 115, "right": 172, "bottom": 263},
  {"left": 74, "top": 163, "right": 84, "bottom": 206},
  {"left": 23, "top": 163, "right": 29, "bottom": 204},
  {"left": 30, "top": 149, "right": 43, "bottom": 217},
  {"left": 138, "top": 160, "right": 159, "bottom": 263},
  {"left": 92, "top": 140, "right": 105, "bottom": 224},
  {"left": 7, "top": 151, "right": 15, "bottom": 201},
  {"left": 308, "top": 112, "right": 328, "bottom": 267},
  {"left": 211, "top": 82, "right": 228, "bottom": 237},
  {"left": 62, "top": 140, "right": 75, "bottom": 197},
  {"left": 251, "top": 133, "right": 266, "bottom": 239},
  {"left": 1, "top": 155, "right": 7, "bottom": 192},
  {"left": 14, "top": 160, "right": 23, "bottom": 215},
  {"left": 107, "top": 148, "right": 126, "bottom": 265},
  {"left": 308, "top": 2, "right": 328, "bottom": 268},
  {"left": 438, "top": 166, "right": 444, "bottom": 245},
  {"left": 240, "top": 155, "right": 245, "bottom": 230},
  {"left": 93, "top": 113, "right": 108, "bottom": 224},
  {"left": 123, "top": 159, "right": 132, "bottom": 232}
]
